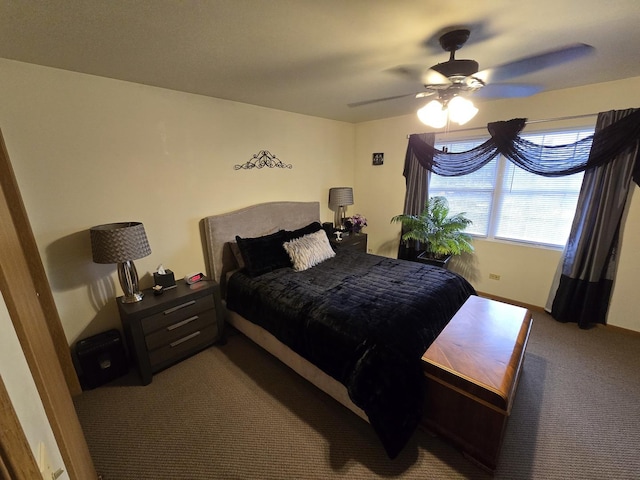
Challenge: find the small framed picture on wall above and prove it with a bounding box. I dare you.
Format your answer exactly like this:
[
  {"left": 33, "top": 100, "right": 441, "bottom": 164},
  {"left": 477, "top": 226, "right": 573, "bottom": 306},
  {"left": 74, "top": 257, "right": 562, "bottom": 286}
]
[{"left": 372, "top": 152, "right": 384, "bottom": 166}]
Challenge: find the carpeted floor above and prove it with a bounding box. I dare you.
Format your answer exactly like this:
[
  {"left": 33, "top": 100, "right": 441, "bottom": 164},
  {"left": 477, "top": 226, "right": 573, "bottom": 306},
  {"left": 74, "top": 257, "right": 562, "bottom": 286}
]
[{"left": 74, "top": 310, "right": 640, "bottom": 479}]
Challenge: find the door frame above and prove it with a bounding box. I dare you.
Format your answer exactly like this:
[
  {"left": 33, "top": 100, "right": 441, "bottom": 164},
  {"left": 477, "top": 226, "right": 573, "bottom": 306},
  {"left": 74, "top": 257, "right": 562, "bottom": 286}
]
[
  {"left": 0, "top": 129, "right": 96, "bottom": 479},
  {"left": 0, "top": 375, "right": 42, "bottom": 480}
]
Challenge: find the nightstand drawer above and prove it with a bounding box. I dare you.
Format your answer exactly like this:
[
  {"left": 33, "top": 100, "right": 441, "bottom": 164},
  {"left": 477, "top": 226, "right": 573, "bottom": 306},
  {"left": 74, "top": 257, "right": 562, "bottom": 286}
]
[
  {"left": 148, "top": 324, "right": 218, "bottom": 369},
  {"left": 141, "top": 294, "right": 215, "bottom": 335},
  {"left": 144, "top": 309, "right": 217, "bottom": 351},
  {"left": 347, "top": 237, "right": 366, "bottom": 250}
]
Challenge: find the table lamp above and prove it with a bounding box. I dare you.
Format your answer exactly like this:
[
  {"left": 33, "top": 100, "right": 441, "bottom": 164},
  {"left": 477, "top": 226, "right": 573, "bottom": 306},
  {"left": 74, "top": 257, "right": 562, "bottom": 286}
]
[
  {"left": 90, "top": 222, "right": 151, "bottom": 303},
  {"left": 328, "top": 187, "right": 354, "bottom": 231}
]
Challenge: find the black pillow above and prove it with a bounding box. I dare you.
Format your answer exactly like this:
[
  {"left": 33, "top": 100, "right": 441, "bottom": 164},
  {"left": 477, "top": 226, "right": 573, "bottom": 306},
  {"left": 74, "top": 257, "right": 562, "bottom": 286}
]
[
  {"left": 235, "top": 230, "right": 291, "bottom": 277},
  {"left": 285, "top": 221, "right": 322, "bottom": 241}
]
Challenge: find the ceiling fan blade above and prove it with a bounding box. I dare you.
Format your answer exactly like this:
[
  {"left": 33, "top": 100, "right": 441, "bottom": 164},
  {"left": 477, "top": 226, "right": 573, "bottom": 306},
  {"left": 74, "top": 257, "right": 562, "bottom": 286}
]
[
  {"left": 475, "top": 43, "right": 594, "bottom": 84},
  {"left": 474, "top": 83, "right": 543, "bottom": 98},
  {"left": 389, "top": 65, "right": 451, "bottom": 86},
  {"left": 421, "top": 68, "right": 451, "bottom": 86},
  {"left": 348, "top": 92, "right": 427, "bottom": 108}
]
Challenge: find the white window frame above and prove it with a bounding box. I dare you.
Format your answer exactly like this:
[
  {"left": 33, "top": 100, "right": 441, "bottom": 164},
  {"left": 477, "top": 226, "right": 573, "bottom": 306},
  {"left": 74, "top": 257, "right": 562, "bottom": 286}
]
[{"left": 430, "top": 127, "right": 594, "bottom": 249}]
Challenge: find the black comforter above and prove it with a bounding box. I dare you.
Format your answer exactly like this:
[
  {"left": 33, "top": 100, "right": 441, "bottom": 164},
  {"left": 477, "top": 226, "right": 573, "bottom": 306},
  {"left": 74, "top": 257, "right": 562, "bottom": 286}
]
[{"left": 226, "top": 248, "right": 475, "bottom": 458}]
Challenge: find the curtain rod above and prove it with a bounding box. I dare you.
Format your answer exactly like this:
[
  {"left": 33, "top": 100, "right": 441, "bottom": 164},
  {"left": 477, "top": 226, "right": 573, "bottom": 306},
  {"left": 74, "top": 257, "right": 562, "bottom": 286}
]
[{"left": 406, "top": 112, "right": 598, "bottom": 138}]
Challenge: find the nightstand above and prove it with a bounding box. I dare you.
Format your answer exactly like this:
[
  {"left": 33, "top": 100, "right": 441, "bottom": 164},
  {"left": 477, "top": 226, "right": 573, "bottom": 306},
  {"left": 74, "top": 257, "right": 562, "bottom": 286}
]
[
  {"left": 330, "top": 232, "right": 368, "bottom": 253},
  {"left": 117, "top": 279, "right": 223, "bottom": 385}
]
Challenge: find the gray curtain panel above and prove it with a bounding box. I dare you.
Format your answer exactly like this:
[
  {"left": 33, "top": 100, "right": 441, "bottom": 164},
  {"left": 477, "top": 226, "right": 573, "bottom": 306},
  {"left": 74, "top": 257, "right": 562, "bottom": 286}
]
[
  {"left": 550, "top": 108, "right": 639, "bottom": 328},
  {"left": 398, "top": 132, "right": 434, "bottom": 260}
]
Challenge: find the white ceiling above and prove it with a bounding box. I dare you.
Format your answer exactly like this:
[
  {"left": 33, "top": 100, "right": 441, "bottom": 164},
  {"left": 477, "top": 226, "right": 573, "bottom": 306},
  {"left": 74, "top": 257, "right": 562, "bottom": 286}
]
[{"left": 1, "top": 0, "right": 640, "bottom": 123}]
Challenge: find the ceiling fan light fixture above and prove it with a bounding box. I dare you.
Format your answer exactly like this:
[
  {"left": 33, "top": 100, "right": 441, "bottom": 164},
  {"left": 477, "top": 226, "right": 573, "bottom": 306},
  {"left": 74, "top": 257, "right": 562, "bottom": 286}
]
[
  {"left": 352, "top": 29, "right": 593, "bottom": 121},
  {"left": 417, "top": 95, "right": 477, "bottom": 128},
  {"left": 448, "top": 96, "right": 478, "bottom": 125},
  {"left": 417, "top": 99, "right": 447, "bottom": 128}
]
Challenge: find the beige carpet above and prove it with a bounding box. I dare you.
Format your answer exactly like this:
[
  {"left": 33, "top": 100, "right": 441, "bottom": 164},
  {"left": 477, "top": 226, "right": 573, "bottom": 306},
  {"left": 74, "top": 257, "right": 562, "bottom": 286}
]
[{"left": 74, "top": 310, "right": 640, "bottom": 479}]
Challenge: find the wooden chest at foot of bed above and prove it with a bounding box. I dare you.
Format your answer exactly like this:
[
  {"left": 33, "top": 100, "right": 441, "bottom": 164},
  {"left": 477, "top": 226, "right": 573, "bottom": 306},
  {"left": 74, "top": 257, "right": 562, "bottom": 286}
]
[{"left": 420, "top": 295, "right": 532, "bottom": 472}]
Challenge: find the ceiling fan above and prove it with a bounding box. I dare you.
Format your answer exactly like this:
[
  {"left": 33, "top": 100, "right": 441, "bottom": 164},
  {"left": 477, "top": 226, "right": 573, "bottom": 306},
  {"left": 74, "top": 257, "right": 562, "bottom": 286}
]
[{"left": 348, "top": 29, "right": 594, "bottom": 111}]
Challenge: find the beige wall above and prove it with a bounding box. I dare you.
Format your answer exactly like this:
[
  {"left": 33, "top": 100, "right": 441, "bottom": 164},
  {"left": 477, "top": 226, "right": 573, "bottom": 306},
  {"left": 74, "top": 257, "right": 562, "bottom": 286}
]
[
  {"left": 355, "top": 76, "right": 640, "bottom": 332},
  {"left": 1, "top": 57, "right": 638, "bottom": 341},
  {"left": 0, "top": 59, "right": 356, "bottom": 343}
]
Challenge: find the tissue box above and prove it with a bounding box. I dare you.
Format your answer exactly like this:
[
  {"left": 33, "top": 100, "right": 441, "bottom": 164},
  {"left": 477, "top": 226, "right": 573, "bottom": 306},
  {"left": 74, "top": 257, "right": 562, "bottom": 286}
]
[{"left": 153, "top": 269, "right": 176, "bottom": 288}]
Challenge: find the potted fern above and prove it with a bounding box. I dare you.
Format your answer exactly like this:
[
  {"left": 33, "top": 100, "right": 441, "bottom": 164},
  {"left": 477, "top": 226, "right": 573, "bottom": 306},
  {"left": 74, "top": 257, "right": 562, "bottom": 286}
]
[{"left": 391, "top": 196, "right": 474, "bottom": 268}]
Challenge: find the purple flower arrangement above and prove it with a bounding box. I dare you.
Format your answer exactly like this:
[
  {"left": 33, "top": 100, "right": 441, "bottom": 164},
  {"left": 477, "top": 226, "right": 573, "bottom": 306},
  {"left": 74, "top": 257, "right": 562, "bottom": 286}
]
[{"left": 345, "top": 214, "right": 367, "bottom": 234}]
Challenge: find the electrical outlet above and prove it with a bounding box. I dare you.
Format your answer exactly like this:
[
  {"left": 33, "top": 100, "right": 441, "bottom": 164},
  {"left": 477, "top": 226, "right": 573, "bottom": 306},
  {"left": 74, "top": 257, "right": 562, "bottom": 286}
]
[
  {"left": 38, "top": 442, "right": 65, "bottom": 479},
  {"left": 489, "top": 273, "right": 501, "bottom": 280}
]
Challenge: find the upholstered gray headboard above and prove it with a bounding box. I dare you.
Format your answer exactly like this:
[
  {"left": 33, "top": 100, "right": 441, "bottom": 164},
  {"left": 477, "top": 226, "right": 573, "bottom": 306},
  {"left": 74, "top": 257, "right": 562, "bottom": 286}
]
[{"left": 202, "top": 201, "right": 320, "bottom": 294}]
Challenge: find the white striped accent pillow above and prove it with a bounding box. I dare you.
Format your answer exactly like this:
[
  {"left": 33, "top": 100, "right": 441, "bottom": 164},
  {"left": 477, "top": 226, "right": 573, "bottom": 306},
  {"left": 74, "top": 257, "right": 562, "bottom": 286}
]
[{"left": 283, "top": 230, "right": 335, "bottom": 272}]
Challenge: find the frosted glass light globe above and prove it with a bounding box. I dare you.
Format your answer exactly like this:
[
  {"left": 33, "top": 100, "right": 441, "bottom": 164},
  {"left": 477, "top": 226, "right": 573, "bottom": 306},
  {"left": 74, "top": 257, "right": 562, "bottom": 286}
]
[{"left": 417, "top": 100, "right": 447, "bottom": 128}]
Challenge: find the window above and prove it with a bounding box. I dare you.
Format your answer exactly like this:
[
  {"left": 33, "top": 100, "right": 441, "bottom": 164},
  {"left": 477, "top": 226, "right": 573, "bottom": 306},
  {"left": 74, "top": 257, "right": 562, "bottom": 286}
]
[{"left": 429, "top": 129, "right": 594, "bottom": 248}]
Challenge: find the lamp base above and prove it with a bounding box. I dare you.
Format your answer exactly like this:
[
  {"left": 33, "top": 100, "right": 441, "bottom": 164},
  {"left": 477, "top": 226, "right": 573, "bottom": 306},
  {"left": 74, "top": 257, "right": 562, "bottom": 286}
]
[
  {"left": 118, "top": 260, "right": 144, "bottom": 303},
  {"left": 334, "top": 206, "right": 348, "bottom": 231},
  {"left": 120, "top": 292, "right": 144, "bottom": 303}
]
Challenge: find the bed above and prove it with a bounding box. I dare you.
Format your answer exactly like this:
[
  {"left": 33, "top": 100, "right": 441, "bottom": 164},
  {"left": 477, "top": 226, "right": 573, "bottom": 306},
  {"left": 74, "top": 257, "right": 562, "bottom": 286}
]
[
  {"left": 202, "top": 202, "right": 531, "bottom": 471},
  {"left": 202, "top": 201, "right": 531, "bottom": 468}
]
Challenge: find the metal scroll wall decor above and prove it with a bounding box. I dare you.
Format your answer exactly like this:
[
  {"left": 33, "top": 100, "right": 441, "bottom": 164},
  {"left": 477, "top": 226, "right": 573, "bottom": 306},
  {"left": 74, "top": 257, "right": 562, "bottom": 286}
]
[{"left": 234, "top": 150, "right": 292, "bottom": 170}]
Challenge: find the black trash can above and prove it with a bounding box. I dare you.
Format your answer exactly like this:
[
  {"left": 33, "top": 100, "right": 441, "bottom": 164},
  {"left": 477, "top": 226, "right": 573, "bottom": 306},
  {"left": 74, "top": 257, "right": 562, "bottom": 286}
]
[{"left": 76, "top": 329, "right": 129, "bottom": 390}]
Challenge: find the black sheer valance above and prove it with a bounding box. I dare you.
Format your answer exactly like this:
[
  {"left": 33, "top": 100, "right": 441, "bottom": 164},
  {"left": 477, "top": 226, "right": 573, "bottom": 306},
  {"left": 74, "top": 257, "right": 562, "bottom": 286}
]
[{"left": 407, "top": 109, "right": 640, "bottom": 184}]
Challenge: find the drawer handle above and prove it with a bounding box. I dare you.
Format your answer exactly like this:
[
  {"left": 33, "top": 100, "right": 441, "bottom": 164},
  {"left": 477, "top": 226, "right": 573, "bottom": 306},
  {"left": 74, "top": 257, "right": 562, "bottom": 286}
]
[
  {"left": 167, "top": 315, "right": 199, "bottom": 331},
  {"left": 169, "top": 331, "right": 201, "bottom": 348},
  {"left": 163, "top": 300, "right": 196, "bottom": 315}
]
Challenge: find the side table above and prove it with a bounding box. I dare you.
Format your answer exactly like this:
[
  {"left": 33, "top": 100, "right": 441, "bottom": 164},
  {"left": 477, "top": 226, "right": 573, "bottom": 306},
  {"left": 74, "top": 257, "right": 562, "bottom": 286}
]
[{"left": 118, "top": 279, "right": 223, "bottom": 385}]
